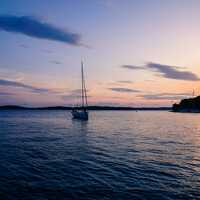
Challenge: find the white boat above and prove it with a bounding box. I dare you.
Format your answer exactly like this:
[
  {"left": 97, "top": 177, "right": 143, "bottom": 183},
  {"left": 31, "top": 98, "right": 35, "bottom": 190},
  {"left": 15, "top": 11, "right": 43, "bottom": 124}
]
[{"left": 71, "top": 62, "right": 89, "bottom": 120}]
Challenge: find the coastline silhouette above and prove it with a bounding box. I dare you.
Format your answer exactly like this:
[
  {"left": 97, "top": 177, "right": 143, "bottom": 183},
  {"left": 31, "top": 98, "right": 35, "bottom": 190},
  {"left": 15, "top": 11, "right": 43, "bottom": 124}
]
[{"left": 172, "top": 95, "right": 200, "bottom": 112}]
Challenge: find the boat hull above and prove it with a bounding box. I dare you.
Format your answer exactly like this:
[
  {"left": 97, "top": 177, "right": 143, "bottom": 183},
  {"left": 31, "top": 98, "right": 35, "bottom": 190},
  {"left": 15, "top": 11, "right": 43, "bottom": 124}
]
[{"left": 72, "top": 110, "right": 88, "bottom": 120}]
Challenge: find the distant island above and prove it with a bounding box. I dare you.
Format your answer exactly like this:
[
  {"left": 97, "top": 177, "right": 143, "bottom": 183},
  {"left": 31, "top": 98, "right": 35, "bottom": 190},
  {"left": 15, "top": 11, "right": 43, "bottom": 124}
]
[
  {"left": 0, "top": 105, "right": 171, "bottom": 111},
  {"left": 172, "top": 96, "right": 200, "bottom": 113}
]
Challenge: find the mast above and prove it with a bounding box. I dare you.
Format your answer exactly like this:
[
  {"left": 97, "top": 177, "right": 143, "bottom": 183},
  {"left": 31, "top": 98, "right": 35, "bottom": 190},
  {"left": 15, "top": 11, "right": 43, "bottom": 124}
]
[
  {"left": 83, "top": 72, "right": 88, "bottom": 107},
  {"left": 81, "top": 61, "right": 88, "bottom": 108},
  {"left": 81, "top": 61, "right": 84, "bottom": 108}
]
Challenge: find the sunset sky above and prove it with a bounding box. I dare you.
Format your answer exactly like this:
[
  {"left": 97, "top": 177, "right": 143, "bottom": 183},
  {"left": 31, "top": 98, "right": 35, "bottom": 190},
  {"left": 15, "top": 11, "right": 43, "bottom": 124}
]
[{"left": 1, "top": 0, "right": 200, "bottom": 107}]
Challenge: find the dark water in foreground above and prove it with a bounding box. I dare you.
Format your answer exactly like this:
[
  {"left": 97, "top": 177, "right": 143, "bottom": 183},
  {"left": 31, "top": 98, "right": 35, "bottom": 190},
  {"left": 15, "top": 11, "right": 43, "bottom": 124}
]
[{"left": 0, "top": 110, "right": 200, "bottom": 200}]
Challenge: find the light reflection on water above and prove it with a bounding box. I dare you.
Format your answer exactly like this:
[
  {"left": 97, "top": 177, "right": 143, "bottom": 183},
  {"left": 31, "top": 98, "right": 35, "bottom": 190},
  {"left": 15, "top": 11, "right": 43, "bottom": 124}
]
[{"left": 0, "top": 110, "right": 200, "bottom": 199}]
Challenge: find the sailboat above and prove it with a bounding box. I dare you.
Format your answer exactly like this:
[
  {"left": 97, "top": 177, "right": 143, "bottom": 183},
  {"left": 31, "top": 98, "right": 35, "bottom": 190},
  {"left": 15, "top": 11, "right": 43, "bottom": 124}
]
[{"left": 71, "top": 62, "right": 89, "bottom": 120}]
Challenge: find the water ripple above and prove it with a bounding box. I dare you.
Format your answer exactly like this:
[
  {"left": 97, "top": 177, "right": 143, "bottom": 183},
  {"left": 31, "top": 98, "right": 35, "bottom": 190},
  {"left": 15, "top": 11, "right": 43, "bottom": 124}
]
[{"left": 0, "top": 110, "right": 200, "bottom": 199}]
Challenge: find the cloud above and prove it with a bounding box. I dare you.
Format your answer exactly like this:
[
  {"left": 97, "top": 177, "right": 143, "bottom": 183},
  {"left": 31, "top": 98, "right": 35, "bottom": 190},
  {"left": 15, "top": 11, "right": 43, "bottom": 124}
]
[
  {"left": 121, "top": 65, "right": 145, "bottom": 70},
  {"left": 117, "top": 80, "right": 133, "bottom": 84},
  {"left": 0, "top": 79, "right": 49, "bottom": 94},
  {"left": 70, "top": 89, "right": 89, "bottom": 95},
  {"left": 0, "top": 15, "right": 81, "bottom": 45},
  {"left": 62, "top": 95, "right": 79, "bottom": 100},
  {"left": 70, "top": 89, "right": 88, "bottom": 94},
  {"left": 0, "top": 92, "right": 13, "bottom": 96},
  {"left": 0, "top": 68, "right": 26, "bottom": 82},
  {"left": 140, "top": 92, "right": 191, "bottom": 100},
  {"left": 146, "top": 62, "right": 200, "bottom": 81},
  {"left": 109, "top": 87, "right": 141, "bottom": 93},
  {"left": 19, "top": 44, "right": 29, "bottom": 48},
  {"left": 62, "top": 94, "right": 91, "bottom": 100},
  {"left": 120, "top": 62, "right": 200, "bottom": 81},
  {"left": 62, "top": 89, "right": 90, "bottom": 100},
  {"left": 50, "top": 60, "right": 62, "bottom": 65},
  {"left": 0, "top": 95, "right": 22, "bottom": 106}
]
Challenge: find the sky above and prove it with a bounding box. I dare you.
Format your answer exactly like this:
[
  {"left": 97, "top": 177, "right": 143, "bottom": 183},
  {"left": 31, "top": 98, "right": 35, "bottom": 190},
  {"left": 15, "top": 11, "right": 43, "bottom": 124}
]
[{"left": 0, "top": 0, "right": 200, "bottom": 107}]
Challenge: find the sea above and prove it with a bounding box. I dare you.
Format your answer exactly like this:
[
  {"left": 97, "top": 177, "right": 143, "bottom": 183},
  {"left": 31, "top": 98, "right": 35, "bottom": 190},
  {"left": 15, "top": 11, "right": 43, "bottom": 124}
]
[{"left": 0, "top": 110, "right": 200, "bottom": 200}]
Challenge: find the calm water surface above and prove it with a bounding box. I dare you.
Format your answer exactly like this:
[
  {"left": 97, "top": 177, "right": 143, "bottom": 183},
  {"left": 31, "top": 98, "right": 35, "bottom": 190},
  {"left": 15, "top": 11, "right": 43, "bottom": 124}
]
[{"left": 0, "top": 110, "right": 200, "bottom": 200}]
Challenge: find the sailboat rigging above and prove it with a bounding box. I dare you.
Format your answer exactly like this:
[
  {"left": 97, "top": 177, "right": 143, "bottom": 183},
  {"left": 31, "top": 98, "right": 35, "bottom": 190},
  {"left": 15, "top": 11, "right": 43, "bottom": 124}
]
[{"left": 71, "top": 62, "right": 89, "bottom": 120}]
